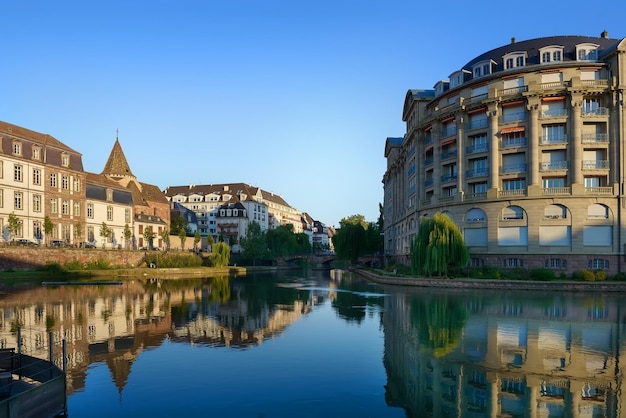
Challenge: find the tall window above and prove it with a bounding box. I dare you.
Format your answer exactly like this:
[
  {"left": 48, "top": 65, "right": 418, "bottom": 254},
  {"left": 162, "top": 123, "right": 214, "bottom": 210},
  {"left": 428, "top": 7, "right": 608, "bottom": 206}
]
[
  {"left": 32, "top": 147, "right": 40, "bottom": 160},
  {"left": 33, "top": 195, "right": 41, "bottom": 212},
  {"left": 74, "top": 202, "right": 80, "bottom": 216},
  {"left": 87, "top": 226, "right": 95, "bottom": 242},
  {"left": 125, "top": 208, "right": 131, "bottom": 223},
  {"left": 503, "top": 178, "right": 526, "bottom": 190},
  {"left": 33, "top": 221, "right": 42, "bottom": 241},
  {"left": 0, "top": 161, "right": 3, "bottom": 178},
  {"left": 62, "top": 175, "right": 69, "bottom": 190},
  {"left": 50, "top": 198, "right": 57, "bottom": 214},
  {"left": 13, "top": 143, "right": 21, "bottom": 156},
  {"left": 0, "top": 189, "right": 3, "bottom": 208},
  {"left": 62, "top": 200, "right": 69, "bottom": 215},
  {"left": 14, "top": 165, "right": 22, "bottom": 182},
  {"left": 62, "top": 154, "right": 69, "bottom": 167},
  {"left": 50, "top": 173, "right": 57, "bottom": 188},
  {"left": 87, "top": 203, "right": 93, "bottom": 219},
  {"left": 33, "top": 169, "right": 41, "bottom": 185},
  {"left": 107, "top": 206, "right": 113, "bottom": 221},
  {"left": 73, "top": 179, "right": 81, "bottom": 192},
  {"left": 14, "top": 192, "right": 22, "bottom": 210}
]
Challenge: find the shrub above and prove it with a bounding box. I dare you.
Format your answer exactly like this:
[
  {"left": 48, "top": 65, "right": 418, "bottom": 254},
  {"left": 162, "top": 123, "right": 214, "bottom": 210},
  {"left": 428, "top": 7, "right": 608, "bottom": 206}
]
[
  {"left": 41, "top": 261, "right": 65, "bottom": 274},
  {"left": 145, "top": 252, "right": 202, "bottom": 268},
  {"left": 614, "top": 272, "right": 626, "bottom": 281},
  {"left": 63, "top": 259, "right": 84, "bottom": 271},
  {"left": 529, "top": 268, "right": 556, "bottom": 281},
  {"left": 594, "top": 270, "right": 607, "bottom": 281},
  {"left": 574, "top": 269, "right": 596, "bottom": 281}
]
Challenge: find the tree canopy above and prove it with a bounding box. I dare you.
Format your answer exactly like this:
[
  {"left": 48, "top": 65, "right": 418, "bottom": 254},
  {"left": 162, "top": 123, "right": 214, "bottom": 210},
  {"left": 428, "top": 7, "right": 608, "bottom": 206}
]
[
  {"left": 410, "top": 213, "right": 469, "bottom": 277},
  {"left": 240, "top": 221, "right": 266, "bottom": 265},
  {"left": 332, "top": 214, "right": 382, "bottom": 262}
]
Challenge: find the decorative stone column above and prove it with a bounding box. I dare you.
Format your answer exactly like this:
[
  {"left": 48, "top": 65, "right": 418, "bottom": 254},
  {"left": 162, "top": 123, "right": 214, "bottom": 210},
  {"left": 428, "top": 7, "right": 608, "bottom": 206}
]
[
  {"left": 527, "top": 99, "right": 541, "bottom": 196},
  {"left": 487, "top": 106, "right": 500, "bottom": 199},
  {"left": 455, "top": 113, "right": 465, "bottom": 201},
  {"left": 570, "top": 94, "right": 584, "bottom": 193}
]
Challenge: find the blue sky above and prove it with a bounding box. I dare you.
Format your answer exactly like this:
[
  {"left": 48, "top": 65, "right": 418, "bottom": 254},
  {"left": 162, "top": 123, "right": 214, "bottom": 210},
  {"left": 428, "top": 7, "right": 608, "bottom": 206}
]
[{"left": 3, "top": 1, "right": 626, "bottom": 227}]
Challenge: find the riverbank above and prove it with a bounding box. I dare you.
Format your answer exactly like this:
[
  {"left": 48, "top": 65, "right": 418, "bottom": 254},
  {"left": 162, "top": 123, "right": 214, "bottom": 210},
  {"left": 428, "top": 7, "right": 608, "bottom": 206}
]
[{"left": 353, "top": 268, "right": 626, "bottom": 292}]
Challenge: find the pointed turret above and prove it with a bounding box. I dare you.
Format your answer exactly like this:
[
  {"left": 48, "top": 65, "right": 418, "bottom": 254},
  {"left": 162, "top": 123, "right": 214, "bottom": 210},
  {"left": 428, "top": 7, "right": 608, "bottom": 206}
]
[{"left": 102, "top": 136, "right": 135, "bottom": 180}]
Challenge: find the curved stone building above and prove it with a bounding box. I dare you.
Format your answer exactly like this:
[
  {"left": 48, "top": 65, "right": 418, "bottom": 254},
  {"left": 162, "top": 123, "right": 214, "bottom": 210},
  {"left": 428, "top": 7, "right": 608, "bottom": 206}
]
[{"left": 383, "top": 32, "right": 626, "bottom": 275}]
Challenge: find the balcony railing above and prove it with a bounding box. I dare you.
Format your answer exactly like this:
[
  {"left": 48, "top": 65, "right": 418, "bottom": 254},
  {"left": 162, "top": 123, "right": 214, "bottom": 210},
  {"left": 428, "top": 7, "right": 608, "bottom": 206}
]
[
  {"left": 541, "top": 81, "right": 567, "bottom": 90},
  {"left": 465, "top": 192, "right": 487, "bottom": 201},
  {"left": 407, "top": 165, "right": 415, "bottom": 176},
  {"left": 466, "top": 143, "right": 488, "bottom": 154},
  {"left": 424, "top": 157, "right": 434, "bottom": 166},
  {"left": 440, "top": 174, "right": 457, "bottom": 183},
  {"left": 424, "top": 135, "right": 434, "bottom": 146},
  {"left": 585, "top": 186, "right": 613, "bottom": 194},
  {"left": 539, "top": 135, "right": 567, "bottom": 145},
  {"left": 466, "top": 119, "right": 488, "bottom": 130},
  {"left": 500, "top": 189, "right": 526, "bottom": 197},
  {"left": 582, "top": 107, "right": 609, "bottom": 116},
  {"left": 581, "top": 79, "right": 609, "bottom": 87},
  {"left": 502, "top": 137, "right": 527, "bottom": 148},
  {"left": 466, "top": 168, "right": 488, "bottom": 178},
  {"left": 540, "top": 161, "right": 568, "bottom": 171},
  {"left": 540, "top": 108, "right": 568, "bottom": 118},
  {"left": 424, "top": 178, "right": 434, "bottom": 188},
  {"left": 543, "top": 187, "right": 571, "bottom": 195},
  {"left": 465, "top": 93, "right": 488, "bottom": 104},
  {"left": 582, "top": 133, "right": 608, "bottom": 143},
  {"left": 501, "top": 112, "right": 527, "bottom": 123},
  {"left": 500, "top": 86, "right": 528, "bottom": 96},
  {"left": 441, "top": 150, "right": 458, "bottom": 160},
  {"left": 501, "top": 163, "right": 527, "bottom": 173},
  {"left": 582, "top": 160, "right": 609, "bottom": 169},
  {"left": 440, "top": 125, "right": 457, "bottom": 137}
]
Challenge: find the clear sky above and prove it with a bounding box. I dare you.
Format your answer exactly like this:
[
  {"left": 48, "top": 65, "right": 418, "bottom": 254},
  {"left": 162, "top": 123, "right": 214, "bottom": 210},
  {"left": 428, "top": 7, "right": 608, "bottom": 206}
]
[{"left": 3, "top": 1, "right": 626, "bottom": 227}]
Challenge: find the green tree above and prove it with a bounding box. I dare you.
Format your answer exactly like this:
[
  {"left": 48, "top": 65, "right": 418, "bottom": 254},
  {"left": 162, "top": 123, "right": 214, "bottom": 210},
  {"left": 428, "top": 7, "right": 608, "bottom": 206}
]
[
  {"left": 170, "top": 216, "right": 188, "bottom": 236},
  {"left": 410, "top": 213, "right": 469, "bottom": 278},
  {"left": 206, "top": 234, "right": 214, "bottom": 252},
  {"left": 123, "top": 224, "right": 132, "bottom": 249},
  {"left": 74, "top": 222, "right": 83, "bottom": 244},
  {"left": 43, "top": 215, "right": 55, "bottom": 246},
  {"left": 193, "top": 230, "right": 201, "bottom": 252},
  {"left": 332, "top": 215, "right": 368, "bottom": 262},
  {"left": 178, "top": 228, "right": 187, "bottom": 251},
  {"left": 7, "top": 213, "right": 22, "bottom": 243},
  {"left": 161, "top": 228, "right": 170, "bottom": 252},
  {"left": 266, "top": 224, "right": 297, "bottom": 257},
  {"left": 99, "top": 222, "right": 111, "bottom": 248},
  {"left": 210, "top": 241, "right": 230, "bottom": 268},
  {"left": 143, "top": 226, "right": 154, "bottom": 250},
  {"left": 240, "top": 221, "right": 266, "bottom": 266}
]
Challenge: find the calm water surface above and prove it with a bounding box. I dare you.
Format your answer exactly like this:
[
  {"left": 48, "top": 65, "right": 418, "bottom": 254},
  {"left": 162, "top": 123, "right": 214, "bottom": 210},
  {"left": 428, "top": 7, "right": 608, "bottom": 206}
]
[{"left": 0, "top": 270, "right": 624, "bottom": 417}]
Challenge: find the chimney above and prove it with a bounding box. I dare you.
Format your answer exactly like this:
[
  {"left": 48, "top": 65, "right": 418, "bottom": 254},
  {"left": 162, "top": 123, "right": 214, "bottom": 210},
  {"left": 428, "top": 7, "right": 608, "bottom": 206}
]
[
  {"left": 601, "top": 30, "right": 608, "bottom": 38},
  {"left": 511, "top": 37, "right": 516, "bottom": 44}
]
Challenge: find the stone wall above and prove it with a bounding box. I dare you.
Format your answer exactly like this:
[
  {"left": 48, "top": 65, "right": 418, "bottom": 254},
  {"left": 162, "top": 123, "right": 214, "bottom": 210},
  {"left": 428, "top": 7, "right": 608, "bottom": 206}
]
[{"left": 0, "top": 247, "right": 147, "bottom": 271}]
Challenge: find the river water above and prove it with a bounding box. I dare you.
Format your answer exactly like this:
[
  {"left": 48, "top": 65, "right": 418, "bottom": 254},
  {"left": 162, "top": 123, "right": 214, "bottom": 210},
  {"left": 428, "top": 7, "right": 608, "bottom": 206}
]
[{"left": 0, "top": 270, "right": 623, "bottom": 417}]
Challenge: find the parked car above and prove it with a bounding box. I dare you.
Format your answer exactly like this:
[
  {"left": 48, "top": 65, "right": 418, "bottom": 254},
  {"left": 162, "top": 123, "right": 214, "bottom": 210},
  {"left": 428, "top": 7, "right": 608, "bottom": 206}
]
[
  {"left": 79, "top": 241, "right": 96, "bottom": 249},
  {"left": 50, "top": 240, "right": 66, "bottom": 248},
  {"left": 14, "top": 238, "right": 38, "bottom": 246}
]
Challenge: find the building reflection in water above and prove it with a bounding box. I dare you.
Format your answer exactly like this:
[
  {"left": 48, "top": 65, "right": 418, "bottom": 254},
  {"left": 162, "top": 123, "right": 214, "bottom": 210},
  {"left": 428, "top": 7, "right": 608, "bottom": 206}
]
[
  {"left": 0, "top": 275, "right": 322, "bottom": 396},
  {"left": 382, "top": 289, "right": 625, "bottom": 418}
]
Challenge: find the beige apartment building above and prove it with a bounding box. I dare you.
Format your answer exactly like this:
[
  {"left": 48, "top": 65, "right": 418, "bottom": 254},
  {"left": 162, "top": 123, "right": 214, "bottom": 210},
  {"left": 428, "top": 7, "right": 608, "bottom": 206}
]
[{"left": 383, "top": 33, "right": 626, "bottom": 275}]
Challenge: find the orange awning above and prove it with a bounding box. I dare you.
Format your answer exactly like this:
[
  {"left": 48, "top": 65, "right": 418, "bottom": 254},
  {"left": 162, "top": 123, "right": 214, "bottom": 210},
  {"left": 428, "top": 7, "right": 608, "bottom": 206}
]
[
  {"left": 501, "top": 126, "right": 525, "bottom": 134},
  {"left": 441, "top": 138, "right": 456, "bottom": 146},
  {"left": 542, "top": 96, "right": 565, "bottom": 102},
  {"left": 467, "top": 107, "right": 487, "bottom": 115},
  {"left": 441, "top": 116, "right": 455, "bottom": 123},
  {"left": 501, "top": 100, "right": 524, "bottom": 107}
]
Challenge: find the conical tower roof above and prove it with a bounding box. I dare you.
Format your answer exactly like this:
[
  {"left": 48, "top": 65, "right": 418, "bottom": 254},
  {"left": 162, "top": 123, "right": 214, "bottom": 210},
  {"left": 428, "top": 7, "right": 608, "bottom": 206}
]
[{"left": 102, "top": 137, "right": 135, "bottom": 179}]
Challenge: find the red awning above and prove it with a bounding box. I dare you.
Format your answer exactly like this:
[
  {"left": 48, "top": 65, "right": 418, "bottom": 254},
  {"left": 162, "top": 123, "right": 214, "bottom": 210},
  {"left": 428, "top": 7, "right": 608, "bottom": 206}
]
[
  {"left": 501, "top": 100, "right": 524, "bottom": 107},
  {"left": 467, "top": 107, "right": 487, "bottom": 115},
  {"left": 441, "top": 138, "right": 456, "bottom": 146},
  {"left": 542, "top": 96, "right": 565, "bottom": 102},
  {"left": 441, "top": 116, "right": 455, "bottom": 123},
  {"left": 501, "top": 126, "right": 526, "bottom": 134}
]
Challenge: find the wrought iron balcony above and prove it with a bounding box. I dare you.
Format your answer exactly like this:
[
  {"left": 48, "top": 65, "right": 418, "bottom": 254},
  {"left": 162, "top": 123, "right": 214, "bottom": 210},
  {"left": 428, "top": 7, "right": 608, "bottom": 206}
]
[
  {"left": 502, "top": 137, "right": 527, "bottom": 148},
  {"left": 582, "top": 107, "right": 609, "bottom": 116},
  {"left": 466, "top": 168, "right": 488, "bottom": 178},
  {"left": 501, "top": 163, "right": 527, "bottom": 174},
  {"left": 582, "top": 160, "right": 609, "bottom": 169},
  {"left": 466, "top": 143, "right": 488, "bottom": 154},
  {"left": 539, "top": 135, "right": 567, "bottom": 145},
  {"left": 581, "top": 133, "right": 608, "bottom": 143},
  {"left": 540, "top": 161, "right": 568, "bottom": 171}
]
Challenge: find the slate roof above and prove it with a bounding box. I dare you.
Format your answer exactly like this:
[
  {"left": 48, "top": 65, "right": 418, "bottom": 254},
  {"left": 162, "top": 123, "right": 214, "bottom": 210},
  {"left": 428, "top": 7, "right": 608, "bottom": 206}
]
[
  {"left": 462, "top": 34, "right": 621, "bottom": 73},
  {"left": 85, "top": 172, "right": 134, "bottom": 205},
  {"left": 164, "top": 183, "right": 293, "bottom": 208}
]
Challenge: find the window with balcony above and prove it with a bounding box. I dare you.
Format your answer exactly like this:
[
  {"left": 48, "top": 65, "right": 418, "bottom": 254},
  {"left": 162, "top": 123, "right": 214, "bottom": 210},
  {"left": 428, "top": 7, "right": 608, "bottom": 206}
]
[
  {"left": 541, "top": 99, "right": 566, "bottom": 118},
  {"left": 501, "top": 104, "right": 526, "bottom": 123},
  {"left": 467, "top": 158, "right": 488, "bottom": 178},
  {"left": 543, "top": 177, "right": 566, "bottom": 188},
  {"left": 471, "top": 182, "right": 487, "bottom": 195},
  {"left": 467, "top": 134, "right": 488, "bottom": 154},
  {"left": 541, "top": 124, "right": 566, "bottom": 144},
  {"left": 502, "top": 153, "right": 526, "bottom": 173},
  {"left": 541, "top": 150, "right": 567, "bottom": 171},
  {"left": 503, "top": 178, "right": 526, "bottom": 190},
  {"left": 582, "top": 150, "right": 608, "bottom": 169},
  {"left": 582, "top": 98, "right": 607, "bottom": 116}
]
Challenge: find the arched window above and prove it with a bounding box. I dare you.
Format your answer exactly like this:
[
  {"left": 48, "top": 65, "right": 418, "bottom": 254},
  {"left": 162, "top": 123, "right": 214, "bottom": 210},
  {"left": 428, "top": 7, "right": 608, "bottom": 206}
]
[
  {"left": 502, "top": 206, "right": 524, "bottom": 220},
  {"left": 588, "top": 204, "right": 608, "bottom": 219},
  {"left": 467, "top": 208, "right": 486, "bottom": 222},
  {"left": 544, "top": 204, "right": 567, "bottom": 219}
]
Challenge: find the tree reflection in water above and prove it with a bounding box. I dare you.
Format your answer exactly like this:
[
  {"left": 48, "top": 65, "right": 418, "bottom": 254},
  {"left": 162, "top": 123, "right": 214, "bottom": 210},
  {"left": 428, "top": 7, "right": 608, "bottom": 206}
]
[{"left": 411, "top": 293, "right": 468, "bottom": 358}]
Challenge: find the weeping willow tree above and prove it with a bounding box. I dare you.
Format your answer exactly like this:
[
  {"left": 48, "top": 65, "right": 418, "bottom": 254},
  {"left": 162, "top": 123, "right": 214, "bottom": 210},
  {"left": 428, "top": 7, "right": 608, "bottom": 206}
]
[{"left": 410, "top": 212, "right": 469, "bottom": 277}]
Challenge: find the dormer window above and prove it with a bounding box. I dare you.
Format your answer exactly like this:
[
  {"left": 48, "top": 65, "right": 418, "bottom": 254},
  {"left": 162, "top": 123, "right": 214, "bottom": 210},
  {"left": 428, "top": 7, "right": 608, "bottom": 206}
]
[
  {"left": 32, "top": 147, "right": 41, "bottom": 160},
  {"left": 503, "top": 52, "right": 527, "bottom": 69},
  {"left": 539, "top": 46, "right": 564, "bottom": 64},
  {"left": 61, "top": 154, "right": 69, "bottom": 167},
  {"left": 472, "top": 60, "right": 493, "bottom": 79},
  {"left": 448, "top": 70, "right": 468, "bottom": 88},
  {"left": 13, "top": 142, "right": 21, "bottom": 156},
  {"left": 106, "top": 189, "right": 113, "bottom": 201},
  {"left": 576, "top": 43, "right": 599, "bottom": 61}
]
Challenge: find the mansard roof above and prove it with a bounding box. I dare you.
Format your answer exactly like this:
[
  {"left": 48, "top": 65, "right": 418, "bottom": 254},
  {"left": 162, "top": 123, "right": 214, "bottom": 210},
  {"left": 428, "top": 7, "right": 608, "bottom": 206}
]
[
  {"left": 101, "top": 139, "right": 134, "bottom": 178},
  {"left": 164, "top": 183, "right": 293, "bottom": 208},
  {"left": 0, "top": 120, "right": 84, "bottom": 171},
  {"left": 462, "top": 34, "right": 620, "bottom": 72},
  {"left": 85, "top": 172, "right": 134, "bottom": 205}
]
